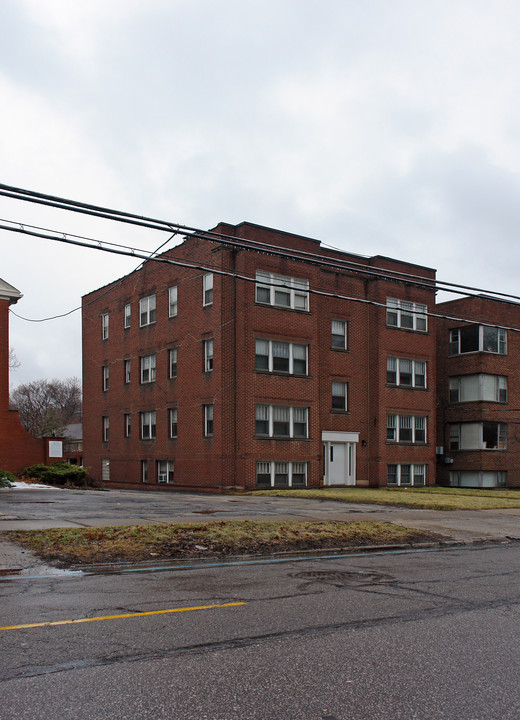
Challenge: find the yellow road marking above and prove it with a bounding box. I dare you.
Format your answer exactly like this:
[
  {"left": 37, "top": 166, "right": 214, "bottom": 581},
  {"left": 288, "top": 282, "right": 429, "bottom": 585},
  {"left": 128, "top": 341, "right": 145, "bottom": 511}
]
[{"left": 0, "top": 601, "right": 246, "bottom": 632}]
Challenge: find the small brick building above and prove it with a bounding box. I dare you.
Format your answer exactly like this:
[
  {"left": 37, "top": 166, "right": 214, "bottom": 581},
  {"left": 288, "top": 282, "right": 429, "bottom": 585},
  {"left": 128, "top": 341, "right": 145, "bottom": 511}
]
[
  {"left": 436, "top": 295, "right": 520, "bottom": 488},
  {"left": 82, "top": 222, "right": 439, "bottom": 490},
  {"left": 0, "top": 278, "right": 62, "bottom": 473}
]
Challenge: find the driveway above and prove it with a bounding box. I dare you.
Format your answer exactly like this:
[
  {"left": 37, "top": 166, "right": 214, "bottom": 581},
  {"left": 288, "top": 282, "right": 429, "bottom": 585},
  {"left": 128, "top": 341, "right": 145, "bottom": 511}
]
[{"left": 2, "top": 486, "right": 520, "bottom": 543}]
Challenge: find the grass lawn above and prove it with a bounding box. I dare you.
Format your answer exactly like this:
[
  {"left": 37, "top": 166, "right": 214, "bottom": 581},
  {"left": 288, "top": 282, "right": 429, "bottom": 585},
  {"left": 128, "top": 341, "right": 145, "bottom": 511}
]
[
  {"left": 2, "top": 520, "right": 440, "bottom": 566},
  {"left": 247, "top": 486, "right": 520, "bottom": 511}
]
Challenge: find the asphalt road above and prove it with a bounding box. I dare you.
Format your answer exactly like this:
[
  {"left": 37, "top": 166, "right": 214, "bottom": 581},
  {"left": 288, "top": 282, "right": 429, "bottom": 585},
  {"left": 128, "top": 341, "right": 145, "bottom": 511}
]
[
  {"left": 2, "top": 543, "right": 520, "bottom": 719},
  {"left": 2, "top": 485, "right": 520, "bottom": 543}
]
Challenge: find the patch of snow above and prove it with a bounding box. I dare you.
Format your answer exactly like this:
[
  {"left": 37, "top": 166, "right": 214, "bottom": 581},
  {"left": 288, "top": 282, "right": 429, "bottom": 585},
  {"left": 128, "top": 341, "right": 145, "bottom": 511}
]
[{"left": 7, "top": 481, "right": 56, "bottom": 490}]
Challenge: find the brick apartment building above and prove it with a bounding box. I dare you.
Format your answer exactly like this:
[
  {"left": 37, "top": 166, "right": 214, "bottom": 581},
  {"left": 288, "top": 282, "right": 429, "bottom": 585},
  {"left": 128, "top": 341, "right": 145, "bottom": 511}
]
[
  {"left": 82, "top": 222, "right": 438, "bottom": 490},
  {"left": 436, "top": 295, "right": 520, "bottom": 488}
]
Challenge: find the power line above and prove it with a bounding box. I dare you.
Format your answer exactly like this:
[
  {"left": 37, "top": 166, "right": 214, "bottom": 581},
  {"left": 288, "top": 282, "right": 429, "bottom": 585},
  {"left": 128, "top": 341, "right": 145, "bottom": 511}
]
[
  {"left": 2, "top": 182, "right": 520, "bottom": 304},
  {"left": 3, "top": 219, "right": 520, "bottom": 335}
]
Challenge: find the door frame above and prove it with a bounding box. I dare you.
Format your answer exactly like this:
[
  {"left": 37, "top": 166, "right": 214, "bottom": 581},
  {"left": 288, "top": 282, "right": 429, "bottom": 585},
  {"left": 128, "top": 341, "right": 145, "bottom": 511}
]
[{"left": 322, "top": 431, "right": 359, "bottom": 486}]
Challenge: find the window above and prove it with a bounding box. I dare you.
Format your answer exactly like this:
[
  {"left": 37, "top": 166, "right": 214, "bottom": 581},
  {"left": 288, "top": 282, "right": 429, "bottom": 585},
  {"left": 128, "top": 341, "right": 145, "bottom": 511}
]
[
  {"left": 124, "top": 359, "right": 131, "bottom": 384},
  {"left": 449, "top": 375, "right": 508, "bottom": 403},
  {"left": 387, "top": 464, "right": 426, "bottom": 487},
  {"left": 157, "top": 460, "right": 174, "bottom": 484},
  {"left": 139, "top": 295, "right": 156, "bottom": 327},
  {"left": 102, "top": 365, "right": 109, "bottom": 391},
  {"left": 255, "top": 405, "right": 309, "bottom": 438},
  {"left": 140, "top": 354, "right": 156, "bottom": 383},
  {"left": 169, "top": 348, "right": 178, "bottom": 378},
  {"left": 101, "top": 313, "right": 109, "bottom": 339},
  {"left": 387, "top": 358, "right": 426, "bottom": 388},
  {"left": 386, "top": 299, "right": 427, "bottom": 332},
  {"left": 102, "top": 416, "right": 109, "bottom": 442},
  {"left": 387, "top": 414, "right": 427, "bottom": 443},
  {"left": 331, "top": 320, "right": 347, "bottom": 350},
  {"left": 255, "top": 339, "right": 308, "bottom": 375},
  {"left": 449, "top": 326, "right": 507, "bottom": 355},
  {"left": 140, "top": 411, "right": 156, "bottom": 440},
  {"left": 204, "top": 338, "right": 214, "bottom": 372},
  {"left": 449, "top": 422, "right": 507, "bottom": 450},
  {"left": 203, "top": 273, "right": 213, "bottom": 306},
  {"left": 169, "top": 408, "right": 178, "bottom": 438},
  {"left": 102, "top": 459, "right": 110, "bottom": 482},
  {"left": 124, "top": 413, "right": 131, "bottom": 438},
  {"left": 450, "top": 471, "right": 507, "bottom": 488},
  {"left": 255, "top": 271, "right": 309, "bottom": 311},
  {"left": 204, "top": 404, "right": 214, "bottom": 436},
  {"left": 141, "top": 459, "right": 148, "bottom": 483},
  {"left": 332, "top": 382, "right": 348, "bottom": 411},
  {"left": 124, "top": 304, "right": 131, "bottom": 329},
  {"left": 256, "top": 461, "right": 308, "bottom": 488},
  {"left": 168, "top": 286, "right": 178, "bottom": 317}
]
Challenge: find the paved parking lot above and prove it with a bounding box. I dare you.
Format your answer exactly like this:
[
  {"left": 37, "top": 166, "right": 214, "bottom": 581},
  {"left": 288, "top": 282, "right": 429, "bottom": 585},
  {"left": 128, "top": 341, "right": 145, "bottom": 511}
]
[{"left": 2, "top": 485, "right": 520, "bottom": 543}]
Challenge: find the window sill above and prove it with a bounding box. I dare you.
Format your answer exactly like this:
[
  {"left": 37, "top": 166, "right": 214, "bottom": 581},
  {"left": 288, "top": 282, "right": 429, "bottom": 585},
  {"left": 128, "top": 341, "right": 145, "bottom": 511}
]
[
  {"left": 254, "top": 302, "right": 311, "bottom": 314},
  {"left": 387, "top": 384, "right": 428, "bottom": 391},
  {"left": 386, "top": 325, "right": 428, "bottom": 334},
  {"left": 139, "top": 322, "right": 157, "bottom": 329},
  {"left": 255, "top": 435, "right": 311, "bottom": 441},
  {"left": 330, "top": 409, "right": 349, "bottom": 414},
  {"left": 254, "top": 370, "right": 311, "bottom": 378},
  {"left": 331, "top": 347, "right": 349, "bottom": 353}
]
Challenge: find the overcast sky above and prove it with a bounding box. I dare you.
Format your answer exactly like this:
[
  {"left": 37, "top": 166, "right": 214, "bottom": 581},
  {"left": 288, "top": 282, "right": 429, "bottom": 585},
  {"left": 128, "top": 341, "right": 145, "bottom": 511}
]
[{"left": 2, "top": 0, "right": 520, "bottom": 388}]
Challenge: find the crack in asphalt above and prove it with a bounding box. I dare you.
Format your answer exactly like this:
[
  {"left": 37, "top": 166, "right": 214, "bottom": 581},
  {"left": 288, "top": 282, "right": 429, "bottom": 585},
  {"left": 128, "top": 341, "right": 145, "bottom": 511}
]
[{"left": 2, "top": 591, "right": 520, "bottom": 683}]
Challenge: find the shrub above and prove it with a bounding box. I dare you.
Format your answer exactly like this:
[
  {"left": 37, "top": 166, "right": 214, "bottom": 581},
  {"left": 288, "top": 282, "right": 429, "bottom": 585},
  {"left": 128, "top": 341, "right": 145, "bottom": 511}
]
[
  {"left": 0, "top": 469, "right": 17, "bottom": 488},
  {"left": 21, "top": 462, "right": 88, "bottom": 487}
]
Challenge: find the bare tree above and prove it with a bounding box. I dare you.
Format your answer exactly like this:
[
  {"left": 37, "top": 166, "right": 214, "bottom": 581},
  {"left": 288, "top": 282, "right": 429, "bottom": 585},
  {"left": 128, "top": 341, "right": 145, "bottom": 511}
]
[
  {"left": 10, "top": 377, "right": 82, "bottom": 437},
  {"left": 9, "top": 348, "right": 20, "bottom": 370}
]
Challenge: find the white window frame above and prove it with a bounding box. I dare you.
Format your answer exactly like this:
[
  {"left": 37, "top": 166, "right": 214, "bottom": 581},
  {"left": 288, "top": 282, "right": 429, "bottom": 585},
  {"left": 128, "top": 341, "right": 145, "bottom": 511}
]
[
  {"left": 449, "top": 326, "right": 507, "bottom": 355},
  {"left": 169, "top": 408, "right": 178, "bottom": 438},
  {"left": 139, "top": 295, "right": 156, "bottom": 327},
  {"left": 331, "top": 381, "right": 348, "bottom": 411},
  {"left": 331, "top": 320, "right": 347, "bottom": 350},
  {"left": 169, "top": 348, "right": 178, "bottom": 378},
  {"left": 124, "top": 304, "right": 131, "bottom": 329},
  {"left": 255, "top": 271, "right": 309, "bottom": 311},
  {"left": 140, "top": 411, "right": 156, "bottom": 440},
  {"left": 255, "top": 339, "right": 308, "bottom": 375},
  {"left": 101, "top": 313, "right": 109, "bottom": 340},
  {"left": 102, "top": 365, "right": 109, "bottom": 391},
  {"left": 168, "top": 286, "right": 178, "bottom": 317},
  {"left": 203, "top": 273, "right": 213, "bottom": 306},
  {"left": 449, "top": 374, "right": 508, "bottom": 403},
  {"left": 157, "top": 460, "right": 174, "bottom": 484},
  {"left": 124, "top": 413, "right": 131, "bottom": 438},
  {"left": 387, "top": 414, "right": 427, "bottom": 444},
  {"left": 204, "top": 404, "right": 214, "bottom": 436},
  {"left": 124, "top": 359, "right": 131, "bottom": 384},
  {"left": 449, "top": 422, "right": 507, "bottom": 450},
  {"left": 102, "top": 416, "right": 109, "bottom": 442},
  {"left": 140, "top": 354, "right": 156, "bottom": 384},
  {"left": 256, "top": 461, "right": 308, "bottom": 488},
  {"left": 204, "top": 338, "right": 214, "bottom": 372},
  {"left": 387, "top": 357, "right": 426, "bottom": 388},
  {"left": 386, "top": 298, "right": 427, "bottom": 332},
  {"left": 450, "top": 471, "right": 507, "bottom": 488},
  {"left": 255, "top": 405, "right": 309, "bottom": 439},
  {"left": 387, "top": 463, "right": 426, "bottom": 487}
]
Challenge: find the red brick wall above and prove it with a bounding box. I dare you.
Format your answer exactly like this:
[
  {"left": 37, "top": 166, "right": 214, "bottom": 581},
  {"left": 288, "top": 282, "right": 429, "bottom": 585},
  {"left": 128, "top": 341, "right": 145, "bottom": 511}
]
[{"left": 0, "top": 298, "right": 45, "bottom": 474}]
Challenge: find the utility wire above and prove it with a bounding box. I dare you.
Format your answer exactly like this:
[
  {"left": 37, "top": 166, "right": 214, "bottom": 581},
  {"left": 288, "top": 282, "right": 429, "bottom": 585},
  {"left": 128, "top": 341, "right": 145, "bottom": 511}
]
[
  {"left": 1, "top": 182, "right": 520, "bottom": 304},
  {"left": 2, "top": 220, "right": 520, "bottom": 335}
]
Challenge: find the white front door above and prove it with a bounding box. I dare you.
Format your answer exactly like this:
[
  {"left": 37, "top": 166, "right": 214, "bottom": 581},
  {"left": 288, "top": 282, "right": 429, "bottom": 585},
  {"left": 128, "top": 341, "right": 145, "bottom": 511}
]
[{"left": 322, "top": 431, "right": 359, "bottom": 486}]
